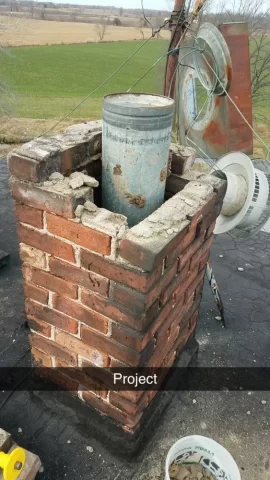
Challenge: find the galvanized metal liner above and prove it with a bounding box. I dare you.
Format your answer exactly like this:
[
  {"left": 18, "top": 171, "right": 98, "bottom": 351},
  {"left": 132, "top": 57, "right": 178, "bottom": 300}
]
[{"left": 102, "top": 93, "right": 174, "bottom": 227}]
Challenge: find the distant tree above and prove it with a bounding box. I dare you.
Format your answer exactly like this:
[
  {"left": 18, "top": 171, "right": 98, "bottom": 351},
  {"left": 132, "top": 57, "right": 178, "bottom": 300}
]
[
  {"left": 137, "top": 17, "right": 146, "bottom": 39},
  {"left": 40, "top": 5, "right": 45, "bottom": 19},
  {"left": 95, "top": 17, "right": 108, "bottom": 41},
  {"left": 119, "top": 7, "right": 123, "bottom": 17},
  {"left": 70, "top": 9, "right": 77, "bottom": 22},
  {"left": 113, "top": 17, "right": 122, "bottom": 26}
]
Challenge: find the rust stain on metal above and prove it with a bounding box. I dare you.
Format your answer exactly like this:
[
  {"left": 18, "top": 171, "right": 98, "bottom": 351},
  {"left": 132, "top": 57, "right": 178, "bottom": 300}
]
[
  {"left": 113, "top": 164, "right": 122, "bottom": 175},
  {"left": 124, "top": 193, "right": 146, "bottom": 208},
  {"left": 203, "top": 120, "right": 226, "bottom": 146},
  {"left": 160, "top": 167, "right": 167, "bottom": 182},
  {"left": 225, "top": 63, "right": 232, "bottom": 92}
]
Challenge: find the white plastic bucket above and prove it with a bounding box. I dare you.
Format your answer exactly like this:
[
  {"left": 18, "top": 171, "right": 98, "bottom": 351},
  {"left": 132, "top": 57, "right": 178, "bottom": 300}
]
[{"left": 165, "top": 435, "right": 241, "bottom": 480}]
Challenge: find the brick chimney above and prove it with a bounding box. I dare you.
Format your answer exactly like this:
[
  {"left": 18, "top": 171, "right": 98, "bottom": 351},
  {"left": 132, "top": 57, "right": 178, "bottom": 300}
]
[{"left": 8, "top": 121, "right": 226, "bottom": 435}]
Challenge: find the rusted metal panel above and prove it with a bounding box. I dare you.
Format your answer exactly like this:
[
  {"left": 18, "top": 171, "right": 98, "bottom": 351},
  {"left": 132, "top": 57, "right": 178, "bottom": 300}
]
[
  {"left": 219, "top": 22, "right": 253, "bottom": 154},
  {"left": 177, "top": 22, "right": 253, "bottom": 158}
]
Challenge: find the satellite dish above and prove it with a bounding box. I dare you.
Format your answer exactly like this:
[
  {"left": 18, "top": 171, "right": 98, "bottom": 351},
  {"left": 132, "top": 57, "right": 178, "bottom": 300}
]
[{"left": 212, "top": 152, "right": 270, "bottom": 239}]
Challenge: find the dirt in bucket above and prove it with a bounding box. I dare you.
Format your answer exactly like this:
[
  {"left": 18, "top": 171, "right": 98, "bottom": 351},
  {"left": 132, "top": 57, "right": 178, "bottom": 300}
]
[{"left": 169, "top": 460, "right": 216, "bottom": 480}]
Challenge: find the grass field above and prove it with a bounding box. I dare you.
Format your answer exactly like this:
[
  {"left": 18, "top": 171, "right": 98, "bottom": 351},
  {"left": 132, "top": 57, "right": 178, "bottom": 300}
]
[
  {"left": 0, "top": 16, "right": 170, "bottom": 47},
  {"left": 0, "top": 40, "right": 169, "bottom": 141},
  {"left": 0, "top": 37, "right": 269, "bottom": 157}
]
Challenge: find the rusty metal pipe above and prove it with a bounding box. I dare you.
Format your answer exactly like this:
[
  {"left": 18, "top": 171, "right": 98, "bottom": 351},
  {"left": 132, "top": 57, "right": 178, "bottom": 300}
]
[{"left": 164, "top": 0, "right": 186, "bottom": 99}]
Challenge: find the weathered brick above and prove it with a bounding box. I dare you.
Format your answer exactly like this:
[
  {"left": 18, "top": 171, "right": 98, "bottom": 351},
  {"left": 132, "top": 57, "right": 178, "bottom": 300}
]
[
  {"left": 17, "top": 224, "right": 75, "bottom": 263},
  {"left": 109, "top": 391, "right": 149, "bottom": 417},
  {"left": 47, "top": 213, "right": 111, "bottom": 255},
  {"left": 110, "top": 262, "right": 178, "bottom": 313},
  {"left": 53, "top": 294, "right": 108, "bottom": 334},
  {"left": 119, "top": 224, "right": 189, "bottom": 272},
  {"left": 110, "top": 294, "right": 176, "bottom": 352},
  {"left": 14, "top": 203, "right": 43, "bottom": 228},
  {"left": 23, "top": 265, "right": 77, "bottom": 299},
  {"left": 32, "top": 347, "right": 52, "bottom": 367},
  {"left": 0, "top": 429, "right": 12, "bottom": 453},
  {"left": 185, "top": 268, "right": 205, "bottom": 303},
  {"left": 8, "top": 153, "right": 41, "bottom": 182},
  {"left": 11, "top": 179, "right": 87, "bottom": 218},
  {"left": 55, "top": 329, "right": 109, "bottom": 367},
  {"left": 189, "top": 235, "right": 214, "bottom": 272},
  {"left": 165, "top": 223, "right": 198, "bottom": 267},
  {"left": 30, "top": 334, "right": 77, "bottom": 365},
  {"left": 8, "top": 446, "right": 42, "bottom": 480},
  {"left": 20, "top": 243, "right": 47, "bottom": 270},
  {"left": 61, "top": 368, "right": 108, "bottom": 398},
  {"left": 159, "top": 263, "right": 190, "bottom": 307},
  {"left": 206, "top": 221, "right": 216, "bottom": 239},
  {"left": 82, "top": 391, "right": 142, "bottom": 430},
  {"left": 39, "top": 368, "right": 79, "bottom": 393},
  {"left": 27, "top": 316, "right": 52, "bottom": 337},
  {"left": 80, "top": 249, "right": 163, "bottom": 293},
  {"left": 81, "top": 289, "right": 159, "bottom": 332},
  {"left": 49, "top": 257, "right": 109, "bottom": 297},
  {"left": 198, "top": 251, "right": 210, "bottom": 270},
  {"left": 165, "top": 174, "right": 189, "bottom": 195},
  {"left": 81, "top": 325, "right": 155, "bottom": 367},
  {"left": 60, "top": 132, "right": 102, "bottom": 172},
  {"left": 26, "top": 298, "right": 78, "bottom": 334},
  {"left": 24, "top": 282, "right": 49, "bottom": 305}
]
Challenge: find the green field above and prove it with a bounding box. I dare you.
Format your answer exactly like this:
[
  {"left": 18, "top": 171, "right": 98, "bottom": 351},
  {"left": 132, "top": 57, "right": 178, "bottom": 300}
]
[
  {"left": 0, "top": 39, "right": 269, "bottom": 156},
  {"left": 0, "top": 40, "right": 169, "bottom": 119}
]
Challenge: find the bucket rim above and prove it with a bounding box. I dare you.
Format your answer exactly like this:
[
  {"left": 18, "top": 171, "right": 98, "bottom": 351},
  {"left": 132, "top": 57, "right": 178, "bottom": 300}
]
[
  {"left": 103, "top": 92, "right": 175, "bottom": 110},
  {"left": 165, "top": 435, "right": 241, "bottom": 480}
]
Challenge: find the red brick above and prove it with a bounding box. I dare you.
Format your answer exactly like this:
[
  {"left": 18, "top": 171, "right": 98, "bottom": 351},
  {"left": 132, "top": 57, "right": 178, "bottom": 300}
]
[
  {"left": 110, "top": 295, "right": 176, "bottom": 352},
  {"left": 60, "top": 133, "right": 101, "bottom": 173},
  {"left": 167, "top": 231, "right": 204, "bottom": 270},
  {"left": 81, "top": 325, "right": 155, "bottom": 367},
  {"left": 20, "top": 244, "right": 47, "bottom": 269},
  {"left": 47, "top": 213, "right": 111, "bottom": 255},
  {"left": 23, "top": 265, "right": 77, "bottom": 299},
  {"left": 14, "top": 203, "right": 43, "bottom": 228},
  {"left": 185, "top": 269, "right": 205, "bottom": 302},
  {"left": 26, "top": 299, "right": 79, "bottom": 334},
  {"left": 53, "top": 366, "right": 108, "bottom": 398},
  {"left": 109, "top": 391, "right": 149, "bottom": 417},
  {"left": 165, "top": 224, "right": 198, "bottom": 267},
  {"left": 81, "top": 289, "right": 159, "bottom": 332},
  {"left": 49, "top": 257, "right": 109, "bottom": 297},
  {"left": 27, "top": 316, "right": 52, "bottom": 337},
  {"left": 159, "top": 263, "right": 190, "bottom": 307},
  {"left": 154, "top": 294, "right": 194, "bottom": 349},
  {"left": 24, "top": 282, "right": 49, "bottom": 305},
  {"left": 30, "top": 334, "right": 77, "bottom": 365},
  {"left": 111, "top": 262, "right": 178, "bottom": 313},
  {"left": 189, "top": 235, "right": 213, "bottom": 271},
  {"left": 32, "top": 347, "right": 52, "bottom": 367},
  {"left": 8, "top": 154, "right": 40, "bottom": 182},
  {"left": 53, "top": 294, "right": 108, "bottom": 334},
  {"left": 38, "top": 368, "right": 79, "bottom": 393},
  {"left": 82, "top": 391, "right": 142, "bottom": 431},
  {"left": 80, "top": 249, "right": 163, "bottom": 293},
  {"left": 17, "top": 223, "right": 75, "bottom": 263},
  {"left": 11, "top": 179, "right": 86, "bottom": 218},
  {"left": 55, "top": 329, "right": 109, "bottom": 367},
  {"left": 206, "top": 221, "right": 216, "bottom": 239},
  {"left": 119, "top": 224, "right": 190, "bottom": 272}
]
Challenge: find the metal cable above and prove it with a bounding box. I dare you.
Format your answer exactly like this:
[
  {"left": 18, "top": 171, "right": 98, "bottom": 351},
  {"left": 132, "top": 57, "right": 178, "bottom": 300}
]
[
  {"left": 36, "top": 18, "right": 171, "bottom": 139},
  {"left": 192, "top": 34, "right": 270, "bottom": 159},
  {"left": 127, "top": 46, "right": 202, "bottom": 93}
]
